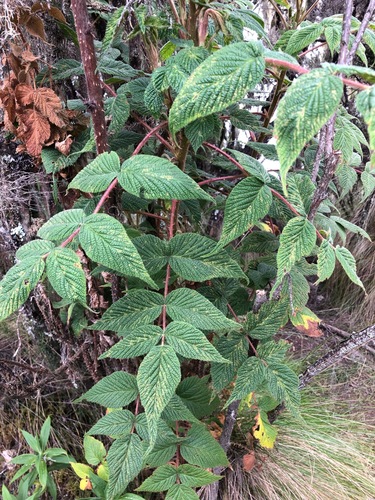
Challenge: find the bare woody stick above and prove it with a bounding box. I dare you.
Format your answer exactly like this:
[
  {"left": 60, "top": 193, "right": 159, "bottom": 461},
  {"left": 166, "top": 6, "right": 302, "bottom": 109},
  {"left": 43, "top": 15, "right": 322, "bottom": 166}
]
[{"left": 70, "top": 0, "right": 108, "bottom": 154}]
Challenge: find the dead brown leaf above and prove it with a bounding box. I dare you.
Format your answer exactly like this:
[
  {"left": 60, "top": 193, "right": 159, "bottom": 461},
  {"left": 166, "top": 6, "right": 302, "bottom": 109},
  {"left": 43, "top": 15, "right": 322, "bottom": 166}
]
[{"left": 17, "top": 108, "right": 51, "bottom": 156}]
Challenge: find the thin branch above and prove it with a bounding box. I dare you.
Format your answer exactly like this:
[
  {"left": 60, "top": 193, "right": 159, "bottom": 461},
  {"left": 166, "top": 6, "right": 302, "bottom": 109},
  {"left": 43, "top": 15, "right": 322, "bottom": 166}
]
[
  {"left": 301, "top": 0, "right": 320, "bottom": 22},
  {"left": 348, "top": 0, "right": 375, "bottom": 64},
  {"left": 203, "top": 142, "right": 249, "bottom": 176},
  {"left": 299, "top": 324, "right": 375, "bottom": 388},
  {"left": 321, "top": 322, "right": 375, "bottom": 356},
  {"left": 338, "top": 0, "right": 354, "bottom": 65},
  {"left": 267, "top": 0, "right": 288, "bottom": 29},
  {"left": 311, "top": 126, "right": 327, "bottom": 183},
  {"left": 299, "top": 41, "right": 327, "bottom": 59}
]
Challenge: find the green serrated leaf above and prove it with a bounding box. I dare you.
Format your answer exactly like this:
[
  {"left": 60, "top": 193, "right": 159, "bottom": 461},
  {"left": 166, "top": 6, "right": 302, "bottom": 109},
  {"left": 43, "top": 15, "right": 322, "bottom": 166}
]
[
  {"left": 87, "top": 410, "right": 135, "bottom": 438},
  {"left": 185, "top": 114, "right": 222, "bottom": 152},
  {"left": 211, "top": 333, "right": 248, "bottom": 391},
  {"left": 227, "top": 356, "right": 266, "bottom": 404},
  {"left": 68, "top": 152, "right": 121, "bottom": 193},
  {"left": 264, "top": 361, "right": 301, "bottom": 415},
  {"left": 361, "top": 169, "right": 375, "bottom": 200},
  {"left": 168, "top": 233, "right": 246, "bottom": 281},
  {"left": 144, "top": 80, "right": 164, "bottom": 117},
  {"left": 161, "top": 394, "right": 199, "bottom": 423},
  {"left": 180, "top": 424, "right": 228, "bottom": 468},
  {"left": 275, "top": 69, "right": 343, "bottom": 192},
  {"left": 285, "top": 23, "right": 324, "bottom": 55},
  {"left": 107, "top": 93, "right": 130, "bottom": 133},
  {"left": 227, "top": 149, "right": 270, "bottom": 182},
  {"left": 276, "top": 217, "right": 316, "bottom": 279},
  {"left": 246, "top": 298, "right": 289, "bottom": 340},
  {"left": 137, "top": 464, "right": 177, "bottom": 492},
  {"left": 76, "top": 372, "right": 138, "bottom": 407},
  {"left": 83, "top": 435, "right": 106, "bottom": 466},
  {"left": 118, "top": 155, "right": 212, "bottom": 201},
  {"left": 166, "top": 288, "right": 239, "bottom": 331},
  {"left": 240, "top": 231, "right": 279, "bottom": 253},
  {"left": 166, "top": 484, "right": 199, "bottom": 499},
  {"left": 79, "top": 213, "right": 155, "bottom": 288},
  {"left": 100, "top": 326, "right": 163, "bottom": 359},
  {"left": 107, "top": 434, "right": 143, "bottom": 498},
  {"left": 169, "top": 41, "right": 265, "bottom": 135},
  {"left": 220, "top": 178, "right": 273, "bottom": 246},
  {"left": 177, "top": 464, "right": 221, "bottom": 487},
  {"left": 0, "top": 258, "right": 45, "bottom": 322},
  {"left": 165, "top": 321, "right": 229, "bottom": 362},
  {"left": 316, "top": 239, "right": 335, "bottom": 283},
  {"left": 331, "top": 216, "right": 371, "bottom": 241},
  {"left": 90, "top": 290, "right": 164, "bottom": 332},
  {"left": 37, "top": 209, "right": 85, "bottom": 243},
  {"left": 335, "top": 246, "right": 365, "bottom": 291},
  {"left": 46, "top": 247, "right": 86, "bottom": 304},
  {"left": 138, "top": 346, "right": 181, "bottom": 448},
  {"left": 102, "top": 6, "right": 125, "bottom": 52},
  {"left": 176, "top": 376, "right": 220, "bottom": 419},
  {"left": 16, "top": 240, "right": 55, "bottom": 261}
]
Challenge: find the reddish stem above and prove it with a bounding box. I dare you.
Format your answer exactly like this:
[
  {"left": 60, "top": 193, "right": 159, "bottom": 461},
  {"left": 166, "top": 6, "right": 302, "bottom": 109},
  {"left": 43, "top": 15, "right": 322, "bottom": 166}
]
[
  {"left": 198, "top": 174, "right": 243, "bottom": 186},
  {"left": 59, "top": 121, "right": 170, "bottom": 247},
  {"left": 265, "top": 57, "right": 370, "bottom": 91},
  {"left": 203, "top": 142, "right": 249, "bottom": 176}
]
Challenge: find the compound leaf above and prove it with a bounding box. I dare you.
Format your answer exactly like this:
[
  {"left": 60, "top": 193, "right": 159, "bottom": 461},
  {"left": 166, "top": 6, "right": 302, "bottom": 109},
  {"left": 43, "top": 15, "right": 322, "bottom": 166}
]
[
  {"left": 168, "top": 233, "right": 246, "bottom": 281},
  {"left": 69, "top": 152, "right": 121, "bottom": 193},
  {"left": 180, "top": 424, "right": 228, "bottom": 468},
  {"left": 90, "top": 290, "right": 164, "bottom": 332},
  {"left": 335, "top": 246, "right": 365, "bottom": 291},
  {"left": 99, "top": 326, "right": 163, "bottom": 359},
  {"left": 276, "top": 217, "right": 316, "bottom": 279},
  {"left": 316, "top": 239, "right": 336, "bottom": 283},
  {"left": 87, "top": 410, "right": 135, "bottom": 438}
]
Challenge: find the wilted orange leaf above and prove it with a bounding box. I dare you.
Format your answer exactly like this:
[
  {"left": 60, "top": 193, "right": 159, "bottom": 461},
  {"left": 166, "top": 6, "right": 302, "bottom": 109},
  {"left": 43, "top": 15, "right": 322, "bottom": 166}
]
[{"left": 290, "top": 306, "right": 322, "bottom": 338}]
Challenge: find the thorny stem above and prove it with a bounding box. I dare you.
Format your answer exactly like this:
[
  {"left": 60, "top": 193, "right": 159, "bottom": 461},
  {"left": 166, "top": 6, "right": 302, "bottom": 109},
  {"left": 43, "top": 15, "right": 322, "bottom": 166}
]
[{"left": 70, "top": 0, "right": 108, "bottom": 154}]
